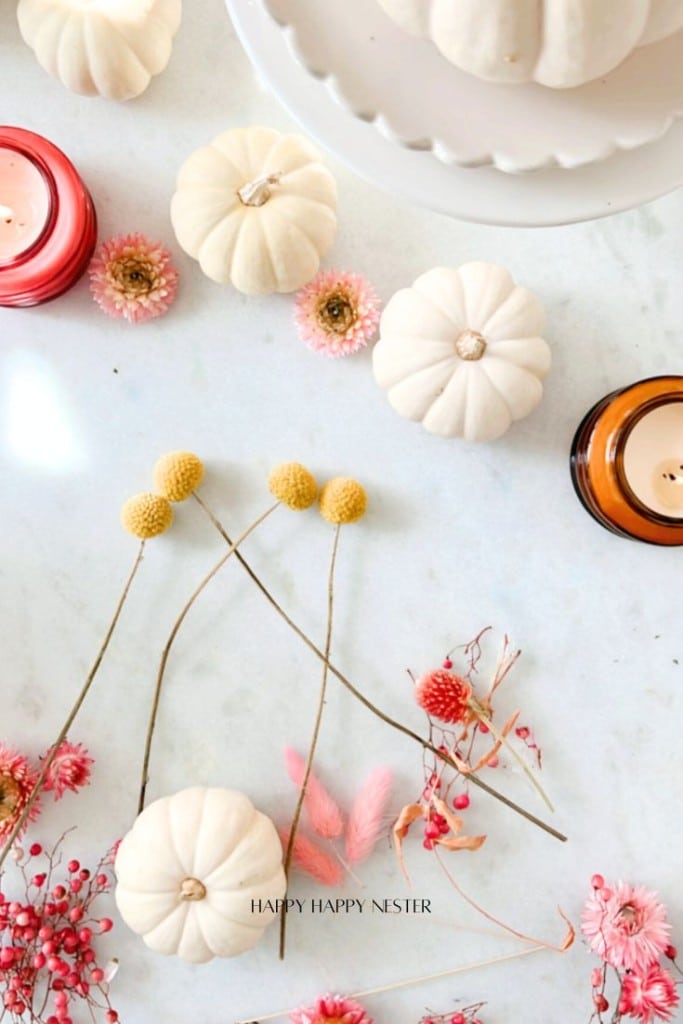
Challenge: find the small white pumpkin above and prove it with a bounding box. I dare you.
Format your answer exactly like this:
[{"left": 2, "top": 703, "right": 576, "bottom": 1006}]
[
  {"left": 170, "top": 126, "right": 338, "bottom": 295},
  {"left": 376, "top": 0, "right": 683, "bottom": 89},
  {"left": 115, "top": 787, "right": 286, "bottom": 963},
  {"left": 17, "top": 0, "right": 182, "bottom": 101},
  {"left": 373, "top": 262, "right": 550, "bottom": 442}
]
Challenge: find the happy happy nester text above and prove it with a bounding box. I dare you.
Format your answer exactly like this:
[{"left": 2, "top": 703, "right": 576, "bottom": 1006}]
[{"left": 251, "top": 899, "right": 432, "bottom": 914}]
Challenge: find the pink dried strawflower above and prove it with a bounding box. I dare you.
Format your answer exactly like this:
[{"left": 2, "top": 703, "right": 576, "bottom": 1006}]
[
  {"left": 618, "top": 965, "right": 679, "bottom": 1022},
  {"left": 0, "top": 744, "right": 40, "bottom": 841},
  {"left": 290, "top": 993, "right": 373, "bottom": 1024},
  {"left": 89, "top": 232, "right": 179, "bottom": 323},
  {"left": 294, "top": 270, "right": 380, "bottom": 357},
  {"left": 582, "top": 881, "right": 671, "bottom": 972},
  {"left": 41, "top": 741, "right": 93, "bottom": 800},
  {"left": 415, "top": 670, "right": 473, "bottom": 724}
]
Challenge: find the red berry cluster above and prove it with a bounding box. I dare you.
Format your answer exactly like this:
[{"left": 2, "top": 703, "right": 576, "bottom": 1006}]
[
  {"left": 420, "top": 764, "right": 471, "bottom": 849},
  {"left": 0, "top": 841, "right": 117, "bottom": 1024},
  {"left": 419, "top": 1001, "right": 486, "bottom": 1024},
  {"left": 412, "top": 640, "right": 541, "bottom": 856}
]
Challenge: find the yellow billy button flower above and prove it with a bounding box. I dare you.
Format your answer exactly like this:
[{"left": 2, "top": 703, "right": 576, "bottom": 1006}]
[
  {"left": 121, "top": 493, "right": 173, "bottom": 539},
  {"left": 268, "top": 462, "right": 318, "bottom": 510},
  {"left": 153, "top": 451, "right": 205, "bottom": 502},
  {"left": 318, "top": 477, "right": 367, "bottom": 524}
]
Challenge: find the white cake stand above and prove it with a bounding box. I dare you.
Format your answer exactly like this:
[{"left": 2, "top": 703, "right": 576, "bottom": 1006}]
[
  {"left": 264, "top": 0, "right": 683, "bottom": 174},
  {"left": 225, "top": 0, "right": 683, "bottom": 227}
]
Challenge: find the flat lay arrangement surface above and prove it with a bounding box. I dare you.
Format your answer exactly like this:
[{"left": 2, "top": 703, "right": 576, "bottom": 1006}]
[{"left": 1, "top": 1, "right": 683, "bottom": 1023}]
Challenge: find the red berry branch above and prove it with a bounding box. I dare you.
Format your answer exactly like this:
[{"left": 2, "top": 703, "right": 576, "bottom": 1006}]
[{"left": 0, "top": 838, "right": 118, "bottom": 1024}]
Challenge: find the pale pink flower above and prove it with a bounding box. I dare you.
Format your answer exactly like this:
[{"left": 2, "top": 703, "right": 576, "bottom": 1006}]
[
  {"left": 294, "top": 270, "right": 380, "bottom": 357},
  {"left": 0, "top": 744, "right": 40, "bottom": 841},
  {"left": 41, "top": 741, "right": 93, "bottom": 800},
  {"left": 582, "top": 881, "right": 671, "bottom": 972},
  {"left": 290, "top": 994, "right": 373, "bottom": 1024},
  {"left": 89, "top": 232, "right": 179, "bottom": 323},
  {"left": 618, "top": 965, "right": 679, "bottom": 1022}
]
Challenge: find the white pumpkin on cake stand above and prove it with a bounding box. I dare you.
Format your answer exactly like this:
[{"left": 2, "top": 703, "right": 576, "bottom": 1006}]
[{"left": 375, "top": 0, "right": 683, "bottom": 89}]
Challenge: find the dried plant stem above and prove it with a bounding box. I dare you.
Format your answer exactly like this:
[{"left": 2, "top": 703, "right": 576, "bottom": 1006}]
[
  {"left": 233, "top": 945, "right": 546, "bottom": 1023},
  {"left": 433, "top": 846, "right": 574, "bottom": 953},
  {"left": 279, "top": 525, "right": 341, "bottom": 961},
  {"left": 137, "top": 503, "right": 279, "bottom": 813},
  {"left": 470, "top": 703, "right": 553, "bottom": 812},
  {"left": 191, "top": 494, "right": 566, "bottom": 843},
  {"left": 0, "top": 542, "right": 146, "bottom": 872}
]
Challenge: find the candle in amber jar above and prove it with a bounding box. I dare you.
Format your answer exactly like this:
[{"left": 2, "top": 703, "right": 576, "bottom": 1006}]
[
  {"left": 0, "top": 127, "right": 97, "bottom": 307},
  {"left": 571, "top": 376, "right": 683, "bottom": 546}
]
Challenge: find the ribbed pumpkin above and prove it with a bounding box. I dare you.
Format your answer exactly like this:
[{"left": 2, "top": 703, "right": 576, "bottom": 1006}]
[
  {"left": 376, "top": 0, "right": 683, "bottom": 88},
  {"left": 170, "top": 126, "right": 338, "bottom": 295},
  {"left": 115, "top": 787, "right": 286, "bottom": 962},
  {"left": 373, "top": 262, "right": 551, "bottom": 442},
  {"left": 17, "top": 0, "right": 182, "bottom": 101}
]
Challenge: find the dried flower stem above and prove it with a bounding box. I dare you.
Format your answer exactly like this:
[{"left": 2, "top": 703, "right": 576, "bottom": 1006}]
[
  {"left": 469, "top": 702, "right": 553, "bottom": 811},
  {"left": 233, "top": 945, "right": 546, "bottom": 1023},
  {"left": 279, "top": 525, "right": 341, "bottom": 960},
  {"left": 191, "top": 494, "right": 566, "bottom": 843},
  {"left": 0, "top": 542, "right": 146, "bottom": 872},
  {"left": 137, "top": 503, "right": 280, "bottom": 813},
  {"left": 433, "top": 846, "right": 574, "bottom": 953}
]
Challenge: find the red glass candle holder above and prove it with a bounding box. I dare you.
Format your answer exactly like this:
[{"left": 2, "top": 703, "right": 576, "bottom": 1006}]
[{"left": 0, "top": 126, "right": 97, "bottom": 307}]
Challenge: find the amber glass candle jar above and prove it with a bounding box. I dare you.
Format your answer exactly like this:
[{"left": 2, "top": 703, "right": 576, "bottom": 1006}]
[
  {"left": 0, "top": 126, "right": 97, "bottom": 307},
  {"left": 571, "top": 376, "right": 683, "bottom": 546}
]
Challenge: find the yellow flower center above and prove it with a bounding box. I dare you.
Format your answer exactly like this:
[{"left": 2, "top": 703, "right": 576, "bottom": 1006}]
[
  {"left": 0, "top": 775, "right": 21, "bottom": 822},
  {"left": 317, "top": 291, "right": 356, "bottom": 335},
  {"left": 111, "top": 257, "right": 157, "bottom": 298}
]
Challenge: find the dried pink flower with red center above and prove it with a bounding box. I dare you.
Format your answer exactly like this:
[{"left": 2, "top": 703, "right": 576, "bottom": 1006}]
[
  {"left": 294, "top": 270, "right": 380, "bottom": 357},
  {"left": 41, "top": 741, "right": 93, "bottom": 800},
  {"left": 290, "top": 994, "right": 373, "bottom": 1024},
  {"left": 618, "top": 965, "right": 679, "bottom": 1022},
  {"left": 581, "top": 881, "right": 671, "bottom": 972},
  {"left": 415, "top": 670, "right": 473, "bottom": 724},
  {"left": 89, "top": 232, "right": 179, "bottom": 323},
  {"left": 0, "top": 744, "right": 40, "bottom": 840}
]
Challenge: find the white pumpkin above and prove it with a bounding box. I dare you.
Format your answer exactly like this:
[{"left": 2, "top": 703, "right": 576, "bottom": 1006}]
[
  {"left": 170, "top": 126, "right": 338, "bottom": 295},
  {"left": 115, "top": 787, "right": 286, "bottom": 963},
  {"left": 376, "top": 0, "right": 683, "bottom": 88},
  {"left": 373, "top": 263, "right": 550, "bottom": 442},
  {"left": 17, "top": 0, "right": 181, "bottom": 101}
]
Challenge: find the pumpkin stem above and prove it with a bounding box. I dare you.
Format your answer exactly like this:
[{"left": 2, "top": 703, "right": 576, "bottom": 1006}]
[
  {"left": 237, "top": 173, "right": 282, "bottom": 207},
  {"left": 455, "top": 329, "right": 487, "bottom": 361},
  {"left": 179, "top": 877, "right": 206, "bottom": 902}
]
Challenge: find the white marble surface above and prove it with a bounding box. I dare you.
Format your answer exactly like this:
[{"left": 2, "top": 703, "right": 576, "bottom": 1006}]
[{"left": 1, "top": 3, "right": 683, "bottom": 1024}]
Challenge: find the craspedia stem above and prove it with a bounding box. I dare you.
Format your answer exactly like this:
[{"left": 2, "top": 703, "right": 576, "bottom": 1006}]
[
  {"left": 279, "top": 524, "right": 341, "bottom": 960},
  {"left": 0, "top": 541, "right": 146, "bottom": 871},
  {"left": 137, "top": 502, "right": 280, "bottom": 813},
  {"left": 190, "top": 494, "right": 567, "bottom": 844}
]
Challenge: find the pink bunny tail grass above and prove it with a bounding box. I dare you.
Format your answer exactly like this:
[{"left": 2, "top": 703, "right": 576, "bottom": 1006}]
[
  {"left": 284, "top": 747, "right": 344, "bottom": 839},
  {"left": 279, "top": 828, "right": 344, "bottom": 887},
  {"left": 344, "top": 766, "right": 393, "bottom": 866}
]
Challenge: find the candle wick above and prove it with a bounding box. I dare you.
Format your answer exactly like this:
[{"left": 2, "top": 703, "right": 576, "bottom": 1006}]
[{"left": 0, "top": 204, "right": 13, "bottom": 221}]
